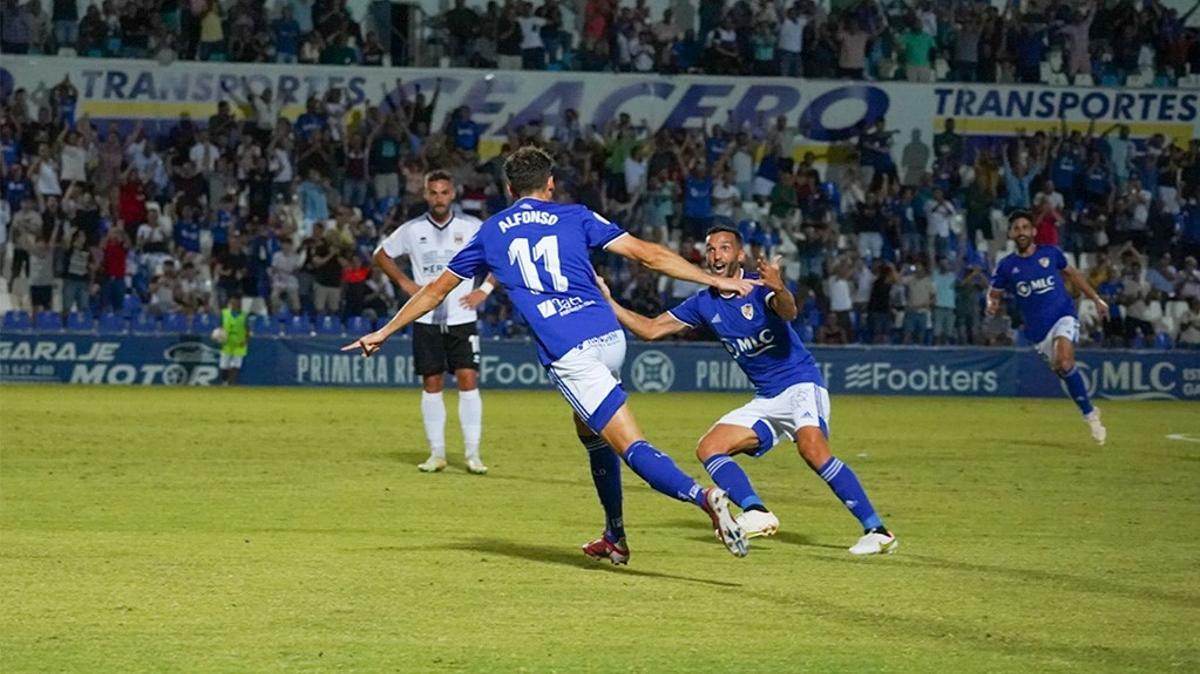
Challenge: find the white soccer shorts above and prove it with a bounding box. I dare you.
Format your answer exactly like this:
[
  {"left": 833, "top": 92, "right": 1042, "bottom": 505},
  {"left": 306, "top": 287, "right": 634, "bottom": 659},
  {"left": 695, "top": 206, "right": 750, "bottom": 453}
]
[
  {"left": 219, "top": 353, "right": 244, "bottom": 369},
  {"left": 546, "top": 330, "right": 628, "bottom": 434},
  {"left": 716, "top": 382, "right": 831, "bottom": 456},
  {"left": 1034, "top": 316, "right": 1079, "bottom": 362}
]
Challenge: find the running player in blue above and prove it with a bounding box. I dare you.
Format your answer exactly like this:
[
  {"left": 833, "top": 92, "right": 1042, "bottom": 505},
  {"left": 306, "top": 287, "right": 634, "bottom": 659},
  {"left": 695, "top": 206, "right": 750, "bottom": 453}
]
[
  {"left": 988, "top": 210, "right": 1109, "bottom": 444},
  {"left": 597, "top": 226, "right": 899, "bottom": 556},
  {"left": 344, "top": 146, "right": 757, "bottom": 561}
]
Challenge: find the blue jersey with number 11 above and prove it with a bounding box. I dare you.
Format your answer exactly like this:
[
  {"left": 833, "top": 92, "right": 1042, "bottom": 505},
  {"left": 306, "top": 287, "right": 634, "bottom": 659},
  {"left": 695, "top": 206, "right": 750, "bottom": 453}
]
[{"left": 447, "top": 197, "right": 626, "bottom": 365}]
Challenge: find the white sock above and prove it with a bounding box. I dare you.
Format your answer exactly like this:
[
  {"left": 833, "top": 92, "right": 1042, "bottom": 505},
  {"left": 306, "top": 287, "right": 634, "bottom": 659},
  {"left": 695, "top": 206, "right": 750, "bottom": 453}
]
[
  {"left": 458, "top": 388, "right": 482, "bottom": 460},
  {"left": 421, "top": 391, "right": 446, "bottom": 459}
]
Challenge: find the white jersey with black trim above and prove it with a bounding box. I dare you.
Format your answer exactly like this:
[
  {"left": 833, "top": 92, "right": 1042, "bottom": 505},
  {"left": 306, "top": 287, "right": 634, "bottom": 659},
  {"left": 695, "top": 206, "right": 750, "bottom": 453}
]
[{"left": 375, "top": 212, "right": 484, "bottom": 326}]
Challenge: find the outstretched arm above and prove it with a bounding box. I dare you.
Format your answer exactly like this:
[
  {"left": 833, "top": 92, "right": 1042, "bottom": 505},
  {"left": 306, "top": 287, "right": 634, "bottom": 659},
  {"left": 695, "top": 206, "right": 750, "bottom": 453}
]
[
  {"left": 1062, "top": 265, "right": 1110, "bottom": 319},
  {"left": 343, "top": 271, "right": 463, "bottom": 356},
  {"left": 596, "top": 275, "right": 690, "bottom": 341},
  {"left": 605, "top": 234, "right": 758, "bottom": 297}
]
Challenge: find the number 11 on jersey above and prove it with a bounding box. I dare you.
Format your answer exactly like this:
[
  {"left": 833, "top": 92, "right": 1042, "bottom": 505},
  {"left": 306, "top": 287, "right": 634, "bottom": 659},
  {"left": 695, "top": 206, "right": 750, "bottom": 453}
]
[{"left": 508, "top": 235, "right": 569, "bottom": 294}]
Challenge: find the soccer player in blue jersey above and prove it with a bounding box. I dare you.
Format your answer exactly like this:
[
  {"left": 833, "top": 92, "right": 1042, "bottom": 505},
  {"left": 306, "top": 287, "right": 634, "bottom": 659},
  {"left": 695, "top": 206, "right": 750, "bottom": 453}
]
[
  {"left": 343, "top": 146, "right": 758, "bottom": 561},
  {"left": 597, "top": 226, "right": 899, "bottom": 556},
  {"left": 988, "top": 211, "right": 1109, "bottom": 444}
]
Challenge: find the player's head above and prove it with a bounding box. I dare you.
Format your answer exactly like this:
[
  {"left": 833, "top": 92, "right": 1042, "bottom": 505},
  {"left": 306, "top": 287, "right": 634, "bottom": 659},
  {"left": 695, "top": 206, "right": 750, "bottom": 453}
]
[
  {"left": 424, "top": 170, "right": 455, "bottom": 221},
  {"left": 1007, "top": 210, "right": 1035, "bottom": 251},
  {"left": 704, "top": 225, "right": 744, "bottom": 278},
  {"left": 504, "top": 146, "right": 556, "bottom": 199},
  {"left": 229, "top": 293, "right": 243, "bottom": 312}
]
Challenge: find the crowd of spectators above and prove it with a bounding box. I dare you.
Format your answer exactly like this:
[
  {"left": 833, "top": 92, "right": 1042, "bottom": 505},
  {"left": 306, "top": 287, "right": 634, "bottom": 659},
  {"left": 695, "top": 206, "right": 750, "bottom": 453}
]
[
  {"left": 2, "top": 65, "right": 1200, "bottom": 348},
  {"left": 3, "top": 0, "right": 1200, "bottom": 86}
]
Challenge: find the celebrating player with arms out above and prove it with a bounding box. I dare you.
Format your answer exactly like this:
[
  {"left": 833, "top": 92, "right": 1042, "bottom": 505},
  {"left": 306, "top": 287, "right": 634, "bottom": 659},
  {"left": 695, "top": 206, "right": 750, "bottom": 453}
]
[
  {"left": 374, "top": 171, "right": 494, "bottom": 475},
  {"left": 345, "top": 147, "right": 758, "bottom": 560},
  {"left": 988, "top": 211, "right": 1108, "bottom": 445},
  {"left": 598, "top": 226, "right": 898, "bottom": 556}
]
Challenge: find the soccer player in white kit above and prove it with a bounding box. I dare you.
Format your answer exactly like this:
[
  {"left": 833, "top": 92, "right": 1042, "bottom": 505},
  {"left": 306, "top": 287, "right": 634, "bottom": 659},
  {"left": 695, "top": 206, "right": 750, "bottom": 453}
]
[{"left": 374, "top": 171, "right": 495, "bottom": 474}]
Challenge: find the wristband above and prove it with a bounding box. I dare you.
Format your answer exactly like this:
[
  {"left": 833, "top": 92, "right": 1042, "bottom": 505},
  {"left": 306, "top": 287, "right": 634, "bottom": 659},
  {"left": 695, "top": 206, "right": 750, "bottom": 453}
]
[{"left": 479, "top": 281, "right": 495, "bottom": 296}]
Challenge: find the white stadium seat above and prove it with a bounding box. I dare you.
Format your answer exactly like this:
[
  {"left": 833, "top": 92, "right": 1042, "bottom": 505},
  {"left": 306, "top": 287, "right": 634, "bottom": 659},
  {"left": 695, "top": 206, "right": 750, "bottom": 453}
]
[
  {"left": 1064, "top": 252, "right": 1077, "bottom": 269},
  {"left": 1167, "top": 301, "right": 1189, "bottom": 320}
]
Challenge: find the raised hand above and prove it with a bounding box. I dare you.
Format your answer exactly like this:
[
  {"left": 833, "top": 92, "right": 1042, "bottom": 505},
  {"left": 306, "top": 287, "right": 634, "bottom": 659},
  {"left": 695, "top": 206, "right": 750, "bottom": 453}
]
[
  {"left": 756, "top": 255, "right": 786, "bottom": 291},
  {"left": 342, "top": 330, "right": 388, "bottom": 357}
]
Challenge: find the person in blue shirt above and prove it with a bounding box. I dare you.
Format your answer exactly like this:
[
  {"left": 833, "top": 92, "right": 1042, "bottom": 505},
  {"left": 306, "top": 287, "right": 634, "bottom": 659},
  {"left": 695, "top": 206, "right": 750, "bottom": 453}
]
[
  {"left": 271, "top": 6, "right": 301, "bottom": 63},
  {"left": 344, "top": 146, "right": 758, "bottom": 562},
  {"left": 597, "top": 225, "right": 898, "bottom": 556},
  {"left": 295, "top": 97, "right": 328, "bottom": 142},
  {"left": 174, "top": 206, "right": 201, "bottom": 255},
  {"left": 988, "top": 211, "right": 1109, "bottom": 445},
  {"left": 682, "top": 162, "right": 714, "bottom": 239},
  {"left": 446, "top": 106, "right": 482, "bottom": 153}
]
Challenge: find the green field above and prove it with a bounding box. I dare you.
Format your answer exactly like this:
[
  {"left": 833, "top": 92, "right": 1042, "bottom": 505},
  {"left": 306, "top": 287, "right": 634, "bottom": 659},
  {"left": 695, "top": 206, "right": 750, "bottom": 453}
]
[{"left": 1, "top": 386, "right": 1198, "bottom": 673}]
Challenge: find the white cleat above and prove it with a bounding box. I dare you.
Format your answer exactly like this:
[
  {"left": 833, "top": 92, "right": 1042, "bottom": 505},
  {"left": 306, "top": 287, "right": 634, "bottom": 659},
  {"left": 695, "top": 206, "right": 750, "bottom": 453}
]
[
  {"left": 465, "top": 458, "right": 489, "bottom": 475},
  {"left": 702, "top": 487, "right": 749, "bottom": 558},
  {"left": 849, "top": 530, "right": 899, "bottom": 556},
  {"left": 417, "top": 456, "right": 448, "bottom": 473},
  {"left": 735, "top": 510, "right": 780, "bottom": 539},
  {"left": 1084, "top": 409, "right": 1106, "bottom": 446}
]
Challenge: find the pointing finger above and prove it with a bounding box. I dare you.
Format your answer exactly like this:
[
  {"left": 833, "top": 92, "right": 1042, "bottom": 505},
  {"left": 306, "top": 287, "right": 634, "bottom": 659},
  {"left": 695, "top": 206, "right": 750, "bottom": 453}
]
[{"left": 341, "top": 340, "right": 363, "bottom": 352}]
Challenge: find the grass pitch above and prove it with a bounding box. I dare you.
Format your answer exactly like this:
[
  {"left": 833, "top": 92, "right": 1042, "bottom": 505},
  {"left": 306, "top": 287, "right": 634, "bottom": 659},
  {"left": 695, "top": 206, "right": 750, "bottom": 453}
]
[{"left": 1, "top": 385, "right": 1198, "bottom": 673}]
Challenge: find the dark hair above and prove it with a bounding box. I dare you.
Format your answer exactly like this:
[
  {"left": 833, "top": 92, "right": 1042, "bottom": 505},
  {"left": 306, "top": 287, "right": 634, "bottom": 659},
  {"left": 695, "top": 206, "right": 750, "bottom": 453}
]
[
  {"left": 504, "top": 146, "right": 554, "bottom": 196},
  {"left": 704, "top": 224, "right": 743, "bottom": 245},
  {"left": 1007, "top": 209, "right": 1033, "bottom": 226},
  {"left": 424, "top": 170, "right": 454, "bottom": 187}
]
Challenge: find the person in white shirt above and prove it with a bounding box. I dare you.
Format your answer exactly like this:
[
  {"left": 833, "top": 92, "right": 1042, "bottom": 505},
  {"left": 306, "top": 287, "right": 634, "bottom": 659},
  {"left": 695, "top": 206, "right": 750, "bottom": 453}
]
[
  {"left": 924, "top": 189, "right": 957, "bottom": 258},
  {"left": 712, "top": 170, "right": 741, "bottom": 222},
  {"left": 373, "top": 171, "right": 496, "bottom": 475},
  {"left": 777, "top": 5, "right": 809, "bottom": 77},
  {"left": 189, "top": 128, "right": 222, "bottom": 173},
  {"left": 516, "top": 3, "right": 548, "bottom": 70},
  {"left": 270, "top": 237, "right": 302, "bottom": 312},
  {"left": 1034, "top": 180, "right": 1064, "bottom": 213}
]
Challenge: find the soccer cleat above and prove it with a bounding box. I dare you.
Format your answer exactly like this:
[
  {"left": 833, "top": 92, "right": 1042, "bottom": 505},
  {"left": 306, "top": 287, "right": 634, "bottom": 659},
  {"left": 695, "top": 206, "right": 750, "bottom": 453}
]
[
  {"left": 701, "top": 487, "right": 749, "bottom": 558},
  {"left": 735, "top": 510, "right": 780, "bottom": 538},
  {"left": 465, "top": 458, "right": 489, "bottom": 475},
  {"left": 848, "top": 530, "right": 899, "bottom": 556},
  {"left": 417, "top": 456, "right": 448, "bottom": 473},
  {"left": 582, "top": 535, "right": 630, "bottom": 565},
  {"left": 1084, "top": 408, "right": 1106, "bottom": 446}
]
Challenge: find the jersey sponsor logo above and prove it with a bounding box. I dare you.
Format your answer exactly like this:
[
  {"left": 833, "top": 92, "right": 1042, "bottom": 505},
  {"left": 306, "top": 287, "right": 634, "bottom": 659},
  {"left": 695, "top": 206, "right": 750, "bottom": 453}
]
[
  {"left": 721, "top": 328, "right": 776, "bottom": 359},
  {"left": 536, "top": 295, "right": 596, "bottom": 319},
  {"left": 741, "top": 304, "right": 755, "bottom": 320},
  {"left": 497, "top": 209, "right": 560, "bottom": 232},
  {"left": 1015, "top": 275, "right": 1057, "bottom": 298},
  {"left": 630, "top": 349, "right": 675, "bottom": 393}
]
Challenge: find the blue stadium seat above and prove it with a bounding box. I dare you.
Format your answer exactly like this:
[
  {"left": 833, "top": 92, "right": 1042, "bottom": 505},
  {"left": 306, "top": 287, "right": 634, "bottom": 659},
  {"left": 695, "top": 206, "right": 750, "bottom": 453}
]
[
  {"left": 3, "top": 310, "right": 33, "bottom": 332},
  {"left": 34, "top": 311, "right": 64, "bottom": 332},
  {"left": 121, "top": 294, "right": 142, "bottom": 318},
  {"left": 248, "top": 313, "right": 273, "bottom": 336},
  {"left": 1154, "top": 333, "right": 1172, "bottom": 350},
  {"left": 131, "top": 313, "right": 159, "bottom": 335},
  {"left": 162, "top": 312, "right": 190, "bottom": 334},
  {"left": 192, "top": 313, "right": 218, "bottom": 335},
  {"left": 98, "top": 312, "right": 126, "bottom": 335},
  {"left": 346, "top": 315, "right": 371, "bottom": 335},
  {"left": 284, "top": 315, "right": 312, "bottom": 336},
  {"left": 315, "top": 315, "right": 344, "bottom": 336},
  {"left": 65, "top": 311, "right": 95, "bottom": 333},
  {"left": 800, "top": 325, "right": 815, "bottom": 342}
]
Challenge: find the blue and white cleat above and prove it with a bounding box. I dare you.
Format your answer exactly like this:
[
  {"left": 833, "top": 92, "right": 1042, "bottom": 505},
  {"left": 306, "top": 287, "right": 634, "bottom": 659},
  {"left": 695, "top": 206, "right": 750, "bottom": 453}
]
[{"left": 702, "top": 487, "right": 749, "bottom": 558}]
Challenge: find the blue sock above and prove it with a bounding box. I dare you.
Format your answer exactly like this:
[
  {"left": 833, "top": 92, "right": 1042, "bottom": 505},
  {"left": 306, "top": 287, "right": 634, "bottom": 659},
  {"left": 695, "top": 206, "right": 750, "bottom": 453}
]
[
  {"left": 703, "top": 453, "right": 764, "bottom": 511},
  {"left": 816, "top": 456, "right": 883, "bottom": 532},
  {"left": 581, "top": 436, "right": 624, "bottom": 542},
  {"left": 623, "top": 440, "right": 705, "bottom": 507},
  {"left": 1060, "top": 367, "right": 1095, "bottom": 416}
]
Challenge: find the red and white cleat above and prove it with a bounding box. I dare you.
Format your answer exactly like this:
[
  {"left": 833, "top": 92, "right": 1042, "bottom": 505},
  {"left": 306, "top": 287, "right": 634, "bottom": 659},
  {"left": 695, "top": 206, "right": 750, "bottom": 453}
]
[{"left": 581, "top": 535, "right": 630, "bottom": 565}]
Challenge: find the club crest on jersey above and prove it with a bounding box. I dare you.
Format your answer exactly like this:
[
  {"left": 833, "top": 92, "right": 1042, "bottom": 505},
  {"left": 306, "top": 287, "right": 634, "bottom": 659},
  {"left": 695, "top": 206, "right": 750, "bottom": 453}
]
[
  {"left": 741, "top": 304, "right": 754, "bottom": 320},
  {"left": 1039, "top": 257, "right": 1050, "bottom": 268},
  {"left": 454, "top": 233, "right": 464, "bottom": 244}
]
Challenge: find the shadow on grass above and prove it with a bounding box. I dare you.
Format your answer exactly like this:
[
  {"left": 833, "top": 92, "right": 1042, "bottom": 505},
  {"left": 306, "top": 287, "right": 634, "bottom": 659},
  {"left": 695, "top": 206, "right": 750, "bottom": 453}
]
[
  {"left": 897, "top": 553, "right": 1200, "bottom": 609},
  {"left": 446, "top": 537, "right": 743, "bottom": 589},
  {"left": 647, "top": 519, "right": 846, "bottom": 551}
]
